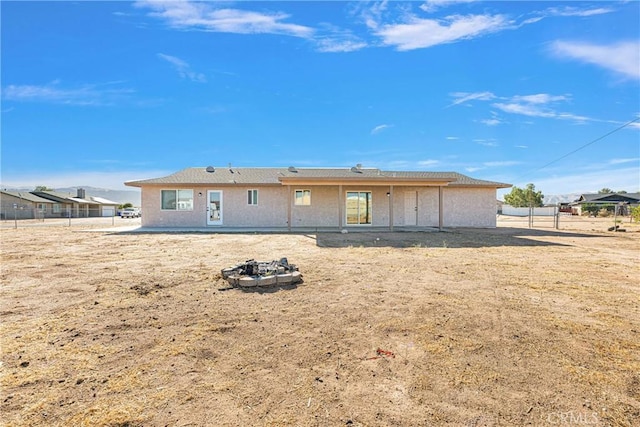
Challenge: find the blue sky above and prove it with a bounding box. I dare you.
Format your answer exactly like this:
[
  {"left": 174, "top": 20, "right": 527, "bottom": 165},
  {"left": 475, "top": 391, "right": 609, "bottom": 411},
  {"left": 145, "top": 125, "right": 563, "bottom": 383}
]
[{"left": 1, "top": 0, "right": 639, "bottom": 197}]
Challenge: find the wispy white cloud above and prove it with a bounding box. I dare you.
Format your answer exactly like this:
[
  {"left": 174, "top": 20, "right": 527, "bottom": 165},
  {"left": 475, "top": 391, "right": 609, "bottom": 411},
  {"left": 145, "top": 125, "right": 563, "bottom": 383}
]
[
  {"left": 355, "top": 0, "right": 390, "bottom": 31},
  {"left": 484, "top": 160, "right": 520, "bottom": 167},
  {"left": 445, "top": 136, "right": 459, "bottom": 140},
  {"left": 451, "top": 90, "right": 592, "bottom": 123},
  {"left": 492, "top": 101, "right": 590, "bottom": 122},
  {"left": 550, "top": 40, "right": 640, "bottom": 80},
  {"left": 2, "top": 81, "right": 134, "bottom": 106},
  {"left": 511, "top": 94, "right": 569, "bottom": 104},
  {"left": 135, "top": 0, "right": 314, "bottom": 38},
  {"left": 608, "top": 158, "right": 639, "bottom": 165},
  {"left": 371, "top": 124, "right": 392, "bottom": 134},
  {"left": 375, "top": 13, "right": 509, "bottom": 51},
  {"left": 418, "top": 159, "right": 439, "bottom": 167},
  {"left": 480, "top": 118, "right": 502, "bottom": 126},
  {"left": 464, "top": 160, "right": 521, "bottom": 174},
  {"left": 313, "top": 23, "right": 368, "bottom": 52},
  {"left": 315, "top": 37, "right": 367, "bottom": 53},
  {"left": 476, "top": 140, "right": 499, "bottom": 147},
  {"left": 157, "top": 53, "right": 206, "bottom": 82},
  {"left": 543, "top": 6, "right": 614, "bottom": 18},
  {"left": 448, "top": 91, "right": 496, "bottom": 107},
  {"left": 420, "top": 0, "right": 477, "bottom": 13}
]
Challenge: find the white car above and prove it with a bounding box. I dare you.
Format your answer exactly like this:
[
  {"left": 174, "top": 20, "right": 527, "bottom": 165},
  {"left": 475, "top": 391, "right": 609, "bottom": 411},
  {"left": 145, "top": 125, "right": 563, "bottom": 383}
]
[{"left": 121, "top": 207, "right": 141, "bottom": 218}]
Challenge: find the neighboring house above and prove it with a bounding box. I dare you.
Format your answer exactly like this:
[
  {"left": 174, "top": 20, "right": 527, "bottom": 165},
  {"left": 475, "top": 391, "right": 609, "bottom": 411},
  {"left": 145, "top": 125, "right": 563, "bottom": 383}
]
[
  {"left": 1, "top": 188, "right": 123, "bottom": 220},
  {"left": 32, "top": 189, "right": 102, "bottom": 218},
  {"left": 125, "top": 166, "right": 511, "bottom": 230},
  {"left": 32, "top": 190, "right": 86, "bottom": 217},
  {"left": 90, "top": 196, "right": 120, "bottom": 217},
  {"left": 0, "top": 190, "right": 55, "bottom": 220},
  {"left": 570, "top": 193, "right": 640, "bottom": 215}
]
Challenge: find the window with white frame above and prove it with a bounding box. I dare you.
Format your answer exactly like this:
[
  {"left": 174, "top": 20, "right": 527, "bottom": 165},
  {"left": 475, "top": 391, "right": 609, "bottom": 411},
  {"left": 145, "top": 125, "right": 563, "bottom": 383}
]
[
  {"left": 161, "top": 189, "right": 194, "bottom": 210},
  {"left": 37, "top": 203, "right": 47, "bottom": 212},
  {"left": 247, "top": 189, "right": 258, "bottom": 205},
  {"left": 294, "top": 189, "right": 311, "bottom": 206},
  {"left": 53, "top": 204, "right": 61, "bottom": 213}
]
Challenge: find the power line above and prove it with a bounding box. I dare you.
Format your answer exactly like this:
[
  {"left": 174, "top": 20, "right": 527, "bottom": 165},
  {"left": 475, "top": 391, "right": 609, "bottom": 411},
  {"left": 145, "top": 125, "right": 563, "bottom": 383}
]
[{"left": 516, "top": 116, "right": 640, "bottom": 181}]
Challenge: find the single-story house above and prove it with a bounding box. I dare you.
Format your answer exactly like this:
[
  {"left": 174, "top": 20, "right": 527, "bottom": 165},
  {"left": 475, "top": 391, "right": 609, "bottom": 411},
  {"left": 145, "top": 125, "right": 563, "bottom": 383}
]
[
  {"left": 0, "top": 190, "right": 55, "bottom": 220},
  {"left": 125, "top": 166, "right": 511, "bottom": 230},
  {"left": 32, "top": 190, "right": 91, "bottom": 218},
  {"left": 32, "top": 189, "right": 107, "bottom": 218},
  {"left": 569, "top": 193, "right": 640, "bottom": 216},
  {"left": 1, "top": 188, "right": 122, "bottom": 220}
]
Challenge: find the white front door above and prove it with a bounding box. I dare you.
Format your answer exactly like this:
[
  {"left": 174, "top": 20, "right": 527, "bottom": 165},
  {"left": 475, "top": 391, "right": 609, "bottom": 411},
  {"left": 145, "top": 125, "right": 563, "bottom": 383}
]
[
  {"left": 207, "top": 190, "right": 223, "bottom": 225},
  {"left": 404, "top": 191, "right": 417, "bottom": 226}
]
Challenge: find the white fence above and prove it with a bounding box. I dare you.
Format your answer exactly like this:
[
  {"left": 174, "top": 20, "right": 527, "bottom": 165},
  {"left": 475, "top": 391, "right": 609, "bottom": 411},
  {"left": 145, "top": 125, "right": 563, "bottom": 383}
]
[{"left": 502, "top": 205, "right": 557, "bottom": 217}]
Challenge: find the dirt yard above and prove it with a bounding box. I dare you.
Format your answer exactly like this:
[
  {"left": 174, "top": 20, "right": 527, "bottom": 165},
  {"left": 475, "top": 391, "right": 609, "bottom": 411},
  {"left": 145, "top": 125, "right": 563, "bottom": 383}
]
[{"left": 1, "top": 217, "right": 639, "bottom": 426}]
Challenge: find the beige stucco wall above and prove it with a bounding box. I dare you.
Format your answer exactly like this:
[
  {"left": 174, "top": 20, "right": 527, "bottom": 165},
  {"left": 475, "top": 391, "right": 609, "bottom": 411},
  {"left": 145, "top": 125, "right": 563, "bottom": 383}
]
[
  {"left": 139, "top": 184, "right": 497, "bottom": 228},
  {"left": 140, "top": 185, "right": 288, "bottom": 227},
  {"left": 290, "top": 185, "right": 405, "bottom": 227},
  {"left": 290, "top": 186, "right": 340, "bottom": 227},
  {"left": 140, "top": 186, "right": 205, "bottom": 227},
  {"left": 222, "top": 186, "right": 289, "bottom": 227},
  {"left": 443, "top": 187, "right": 497, "bottom": 227}
]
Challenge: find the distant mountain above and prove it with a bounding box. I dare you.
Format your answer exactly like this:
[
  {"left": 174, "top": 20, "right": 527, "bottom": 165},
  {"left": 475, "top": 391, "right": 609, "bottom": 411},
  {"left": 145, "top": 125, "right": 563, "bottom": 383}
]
[{"left": 2, "top": 186, "right": 141, "bottom": 206}]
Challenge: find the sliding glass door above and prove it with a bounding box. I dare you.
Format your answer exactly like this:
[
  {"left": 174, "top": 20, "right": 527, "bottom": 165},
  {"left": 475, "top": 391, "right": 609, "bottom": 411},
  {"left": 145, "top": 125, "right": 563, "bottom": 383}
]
[{"left": 346, "top": 191, "right": 372, "bottom": 225}]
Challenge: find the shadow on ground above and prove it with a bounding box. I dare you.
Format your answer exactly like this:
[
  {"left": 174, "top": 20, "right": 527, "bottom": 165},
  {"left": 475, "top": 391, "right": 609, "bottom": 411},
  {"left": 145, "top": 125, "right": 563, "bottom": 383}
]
[
  {"left": 312, "top": 228, "right": 609, "bottom": 249},
  {"left": 217, "top": 282, "right": 301, "bottom": 294}
]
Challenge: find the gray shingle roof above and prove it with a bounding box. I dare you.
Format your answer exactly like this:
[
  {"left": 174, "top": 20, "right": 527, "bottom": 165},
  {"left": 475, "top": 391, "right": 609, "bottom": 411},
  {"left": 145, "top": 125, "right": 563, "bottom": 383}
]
[
  {"left": 31, "top": 191, "right": 76, "bottom": 203},
  {"left": 0, "top": 190, "right": 55, "bottom": 203},
  {"left": 574, "top": 193, "right": 640, "bottom": 203},
  {"left": 125, "top": 167, "right": 511, "bottom": 188}
]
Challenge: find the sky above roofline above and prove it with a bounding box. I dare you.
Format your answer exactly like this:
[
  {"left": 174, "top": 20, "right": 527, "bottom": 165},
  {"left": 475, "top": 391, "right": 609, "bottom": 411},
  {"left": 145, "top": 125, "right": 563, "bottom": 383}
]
[{"left": 1, "top": 1, "right": 639, "bottom": 197}]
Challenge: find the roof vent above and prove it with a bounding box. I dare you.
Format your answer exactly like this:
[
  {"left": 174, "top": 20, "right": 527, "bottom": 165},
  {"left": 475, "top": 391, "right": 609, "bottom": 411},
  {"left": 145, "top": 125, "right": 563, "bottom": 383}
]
[
  {"left": 287, "top": 166, "right": 298, "bottom": 173},
  {"left": 206, "top": 166, "right": 215, "bottom": 173},
  {"left": 350, "top": 166, "right": 363, "bottom": 174}
]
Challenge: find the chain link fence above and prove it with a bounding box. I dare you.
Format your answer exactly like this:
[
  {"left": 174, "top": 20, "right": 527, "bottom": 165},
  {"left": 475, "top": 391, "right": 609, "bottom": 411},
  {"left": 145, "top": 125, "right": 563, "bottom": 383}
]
[{"left": 0, "top": 206, "right": 141, "bottom": 228}]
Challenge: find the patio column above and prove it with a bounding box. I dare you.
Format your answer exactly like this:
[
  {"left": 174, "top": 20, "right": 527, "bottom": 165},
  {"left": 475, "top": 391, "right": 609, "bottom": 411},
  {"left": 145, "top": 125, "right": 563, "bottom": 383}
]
[
  {"left": 438, "top": 186, "right": 444, "bottom": 231},
  {"left": 389, "top": 185, "right": 394, "bottom": 231},
  {"left": 287, "top": 185, "right": 291, "bottom": 232},
  {"left": 338, "top": 184, "right": 343, "bottom": 230}
]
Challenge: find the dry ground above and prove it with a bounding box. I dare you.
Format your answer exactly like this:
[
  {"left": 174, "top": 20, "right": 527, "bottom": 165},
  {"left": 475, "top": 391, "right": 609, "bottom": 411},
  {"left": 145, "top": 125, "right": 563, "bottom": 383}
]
[{"left": 1, "top": 217, "right": 639, "bottom": 426}]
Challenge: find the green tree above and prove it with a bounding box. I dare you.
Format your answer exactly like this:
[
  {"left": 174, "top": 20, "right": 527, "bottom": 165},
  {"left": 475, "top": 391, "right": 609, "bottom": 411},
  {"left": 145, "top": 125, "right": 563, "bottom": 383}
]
[
  {"left": 598, "top": 188, "right": 613, "bottom": 194},
  {"left": 631, "top": 206, "right": 640, "bottom": 223},
  {"left": 118, "top": 203, "right": 133, "bottom": 209},
  {"left": 34, "top": 185, "right": 53, "bottom": 191},
  {"left": 504, "top": 183, "right": 544, "bottom": 207}
]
